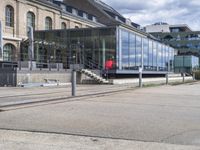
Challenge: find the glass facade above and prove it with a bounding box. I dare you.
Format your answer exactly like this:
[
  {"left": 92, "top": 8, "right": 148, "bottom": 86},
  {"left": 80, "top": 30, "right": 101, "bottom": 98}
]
[
  {"left": 118, "top": 27, "right": 175, "bottom": 72},
  {"left": 31, "top": 27, "right": 116, "bottom": 69},
  {"left": 174, "top": 55, "right": 199, "bottom": 73},
  {"left": 26, "top": 26, "right": 175, "bottom": 73}
]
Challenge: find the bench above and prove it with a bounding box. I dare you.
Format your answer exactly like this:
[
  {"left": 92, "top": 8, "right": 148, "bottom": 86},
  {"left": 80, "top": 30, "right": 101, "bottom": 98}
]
[{"left": 44, "top": 79, "right": 59, "bottom": 84}]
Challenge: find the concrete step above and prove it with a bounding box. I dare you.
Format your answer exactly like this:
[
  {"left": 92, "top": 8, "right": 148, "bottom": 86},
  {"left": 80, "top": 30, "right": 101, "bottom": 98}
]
[{"left": 81, "top": 69, "right": 109, "bottom": 84}]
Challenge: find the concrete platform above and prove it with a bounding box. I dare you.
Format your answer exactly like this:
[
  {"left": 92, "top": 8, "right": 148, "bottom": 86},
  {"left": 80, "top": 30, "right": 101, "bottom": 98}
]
[{"left": 110, "top": 76, "right": 193, "bottom": 85}]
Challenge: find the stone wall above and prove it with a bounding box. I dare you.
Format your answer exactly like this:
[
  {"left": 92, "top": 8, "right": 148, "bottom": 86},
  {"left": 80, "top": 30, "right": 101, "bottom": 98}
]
[{"left": 17, "top": 70, "right": 72, "bottom": 84}]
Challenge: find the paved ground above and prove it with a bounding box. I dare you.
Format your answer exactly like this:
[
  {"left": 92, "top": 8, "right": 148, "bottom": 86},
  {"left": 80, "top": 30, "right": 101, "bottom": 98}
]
[
  {"left": 0, "top": 130, "right": 200, "bottom": 150},
  {"left": 0, "top": 84, "right": 133, "bottom": 106},
  {"left": 0, "top": 82, "right": 200, "bottom": 149}
]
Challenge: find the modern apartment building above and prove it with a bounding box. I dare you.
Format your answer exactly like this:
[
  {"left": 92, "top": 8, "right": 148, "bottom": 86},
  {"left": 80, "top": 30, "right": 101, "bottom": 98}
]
[{"left": 145, "top": 23, "right": 200, "bottom": 60}]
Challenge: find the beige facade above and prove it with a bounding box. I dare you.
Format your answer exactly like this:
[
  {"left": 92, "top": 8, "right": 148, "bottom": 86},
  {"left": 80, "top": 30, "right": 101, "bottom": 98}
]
[{"left": 0, "top": 0, "right": 102, "bottom": 61}]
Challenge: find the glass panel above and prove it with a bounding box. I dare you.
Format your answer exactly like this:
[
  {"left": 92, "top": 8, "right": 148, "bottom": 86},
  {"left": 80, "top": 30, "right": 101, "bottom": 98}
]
[
  {"left": 136, "top": 35, "right": 142, "bottom": 68},
  {"left": 45, "top": 17, "right": 52, "bottom": 30},
  {"left": 153, "top": 41, "right": 157, "bottom": 70},
  {"left": 148, "top": 40, "right": 153, "bottom": 68},
  {"left": 158, "top": 43, "right": 162, "bottom": 71},
  {"left": 121, "top": 30, "right": 129, "bottom": 70},
  {"left": 27, "top": 12, "right": 35, "bottom": 30},
  {"left": 33, "top": 27, "right": 116, "bottom": 69},
  {"left": 129, "top": 33, "right": 136, "bottom": 70},
  {"left": 165, "top": 46, "right": 169, "bottom": 71},
  {"left": 143, "top": 38, "right": 149, "bottom": 70},
  {"left": 161, "top": 45, "right": 165, "bottom": 70},
  {"left": 5, "top": 6, "right": 14, "bottom": 27},
  {"left": 3, "top": 44, "right": 14, "bottom": 61}
]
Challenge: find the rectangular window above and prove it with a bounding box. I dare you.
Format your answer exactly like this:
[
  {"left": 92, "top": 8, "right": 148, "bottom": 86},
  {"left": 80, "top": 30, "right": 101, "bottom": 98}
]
[
  {"left": 129, "top": 33, "right": 136, "bottom": 69},
  {"left": 153, "top": 41, "right": 157, "bottom": 69},
  {"left": 148, "top": 40, "right": 153, "bottom": 67},
  {"left": 136, "top": 35, "right": 142, "bottom": 67},
  {"left": 158, "top": 43, "right": 162, "bottom": 70},
  {"left": 121, "top": 30, "right": 129, "bottom": 70},
  {"left": 143, "top": 38, "right": 149, "bottom": 70}
]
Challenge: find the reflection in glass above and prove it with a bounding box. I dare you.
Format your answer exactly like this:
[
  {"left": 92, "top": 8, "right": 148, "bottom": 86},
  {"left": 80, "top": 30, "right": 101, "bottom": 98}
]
[{"left": 136, "top": 35, "right": 142, "bottom": 67}]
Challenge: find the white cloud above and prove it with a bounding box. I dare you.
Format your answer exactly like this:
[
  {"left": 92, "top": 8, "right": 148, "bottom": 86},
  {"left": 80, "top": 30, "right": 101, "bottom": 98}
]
[{"left": 102, "top": 0, "right": 200, "bottom": 30}]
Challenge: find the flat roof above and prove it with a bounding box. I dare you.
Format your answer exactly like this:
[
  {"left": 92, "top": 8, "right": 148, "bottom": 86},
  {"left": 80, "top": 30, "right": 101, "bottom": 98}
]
[{"left": 169, "top": 24, "right": 192, "bottom": 32}]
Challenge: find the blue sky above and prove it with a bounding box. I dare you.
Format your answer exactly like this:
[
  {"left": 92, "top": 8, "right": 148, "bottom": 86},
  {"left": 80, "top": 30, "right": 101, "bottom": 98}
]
[{"left": 102, "top": 0, "right": 200, "bottom": 30}]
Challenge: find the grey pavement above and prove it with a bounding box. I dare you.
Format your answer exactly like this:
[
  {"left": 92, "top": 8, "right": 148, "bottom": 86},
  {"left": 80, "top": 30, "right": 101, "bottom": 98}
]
[
  {"left": 0, "top": 82, "right": 200, "bottom": 149},
  {"left": 0, "top": 84, "right": 133, "bottom": 106},
  {"left": 0, "top": 130, "right": 200, "bottom": 150}
]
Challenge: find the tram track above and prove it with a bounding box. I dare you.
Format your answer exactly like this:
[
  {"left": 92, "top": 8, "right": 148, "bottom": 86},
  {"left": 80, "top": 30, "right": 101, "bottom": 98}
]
[
  {"left": 0, "top": 85, "right": 130, "bottom": 99},
  {"left": 0, "top": 86, "right": 136, "bottom": 112}
]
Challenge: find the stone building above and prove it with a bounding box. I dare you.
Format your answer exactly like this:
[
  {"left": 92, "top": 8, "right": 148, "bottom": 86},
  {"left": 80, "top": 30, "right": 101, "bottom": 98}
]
[{"left": 0, "top": 0, "right": 103, "bottom": 61}]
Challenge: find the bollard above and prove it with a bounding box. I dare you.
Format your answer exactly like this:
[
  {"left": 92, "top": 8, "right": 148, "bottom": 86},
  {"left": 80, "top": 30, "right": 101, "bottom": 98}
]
[
  {"left": 166, "top": 73, "right": 169, "bottom": 85},
  {"left": 193, "top": 73, "right": 196, "bottom": 81},
  {"left": 139, "top": 67, "right": 143, "bottom": 88},
  {"left": 182, "top": 73, "right": 185, "bottom": 83},
  {"left": 72, "top": 70, "right": 76, "bottom": 96}
]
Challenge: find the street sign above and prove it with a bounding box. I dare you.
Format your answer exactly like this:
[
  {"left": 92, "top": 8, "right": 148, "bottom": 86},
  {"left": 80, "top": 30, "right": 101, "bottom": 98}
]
[{"left": 139, "top": 67, "right": 143, "bottom": 73}]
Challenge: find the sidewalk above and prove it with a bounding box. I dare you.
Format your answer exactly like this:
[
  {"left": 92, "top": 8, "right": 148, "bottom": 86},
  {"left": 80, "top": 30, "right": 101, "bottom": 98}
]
[{"left": 0, "top": 130, "right": 199, "bottom": 150}]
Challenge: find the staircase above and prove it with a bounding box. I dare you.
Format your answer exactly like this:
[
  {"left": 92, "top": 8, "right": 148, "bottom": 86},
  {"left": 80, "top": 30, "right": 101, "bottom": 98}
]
[{"left": 80, "top": 69, "right": 109, "bottom": 84}]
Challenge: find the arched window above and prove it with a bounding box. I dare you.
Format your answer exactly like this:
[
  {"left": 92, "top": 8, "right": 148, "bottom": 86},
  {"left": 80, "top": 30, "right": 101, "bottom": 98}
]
[
  {"left": 27, "top": 11, "right": 35, "bottom": 30},
  {"left": 5, "top": 5, "right": 14, "bottom": 27},
  {"left": 45, "top": 17, "right": 52, "bottom": 30},
  {"left": 3, "top": 44, "right": 15, "bottom": 61},
  {"left": 75, "top": 26, "right": 79, "bottom": 29},
  {"left": 61, "top": 22, "right": 66, "bottom": 29}
]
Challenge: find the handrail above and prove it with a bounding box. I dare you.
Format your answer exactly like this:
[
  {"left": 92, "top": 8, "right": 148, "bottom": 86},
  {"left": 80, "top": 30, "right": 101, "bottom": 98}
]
[{"left": 84, "top": 57, "right": 103, "bottom": 70}]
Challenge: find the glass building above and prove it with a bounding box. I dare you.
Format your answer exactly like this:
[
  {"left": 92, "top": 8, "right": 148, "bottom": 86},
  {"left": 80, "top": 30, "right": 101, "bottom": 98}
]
[
  {"left": 151, "top": 31, "right": 200, "bottom": 63},
  {"left": 174, "top": 55, "right": 199, "bottom": 73},
  {"left": 22, "top": 25, "right": 176, "bottom": 75}
]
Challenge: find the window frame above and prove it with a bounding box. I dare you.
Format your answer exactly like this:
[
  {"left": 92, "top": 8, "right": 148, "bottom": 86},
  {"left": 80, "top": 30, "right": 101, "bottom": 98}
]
[
  {"left": 27, "top": 11, "right": 35, "bottom": 30},
  {"left": 45, "top": 17, "right": 52, "bottom": 30},
  {"left": 5, "top": 5, "right": 14, "bottom": 27}
]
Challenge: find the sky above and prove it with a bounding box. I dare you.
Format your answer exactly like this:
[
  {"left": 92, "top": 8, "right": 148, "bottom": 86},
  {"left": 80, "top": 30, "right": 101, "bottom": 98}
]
[{"left": 101, "top": 0, "right": 200, "bottom": 31}]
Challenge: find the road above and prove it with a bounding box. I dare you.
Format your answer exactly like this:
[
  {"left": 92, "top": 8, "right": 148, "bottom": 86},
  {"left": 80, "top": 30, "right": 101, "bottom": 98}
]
[{"left": 0, "top": 82, "right": 200, "bottom": 149}]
